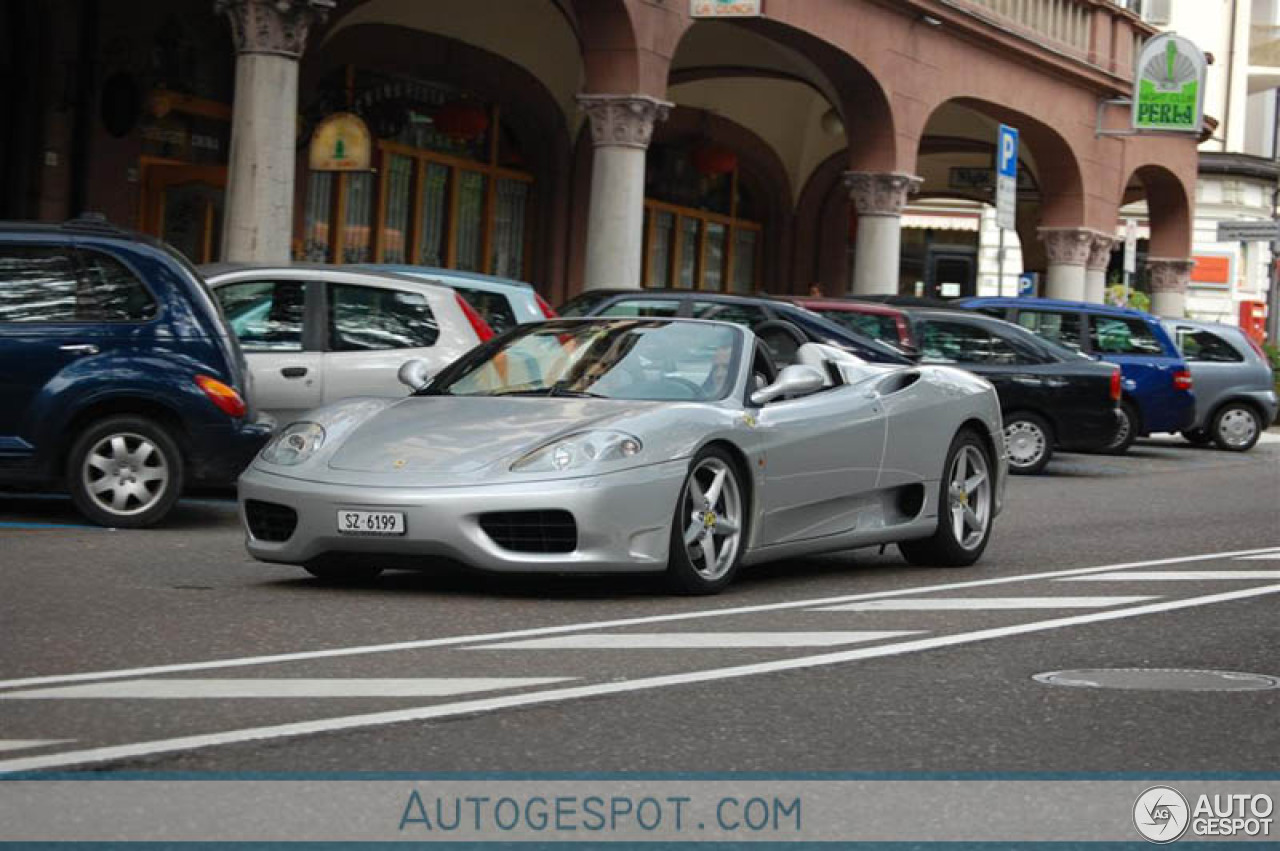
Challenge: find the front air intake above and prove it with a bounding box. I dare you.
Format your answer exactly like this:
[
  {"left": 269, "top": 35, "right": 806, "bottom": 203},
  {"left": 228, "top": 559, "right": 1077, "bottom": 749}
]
[{"left": 479, "top": 510, "right": 577, "bottom": 554}]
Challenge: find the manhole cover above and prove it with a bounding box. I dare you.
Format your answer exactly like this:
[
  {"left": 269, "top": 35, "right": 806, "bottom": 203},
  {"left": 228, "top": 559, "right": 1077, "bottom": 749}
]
[{"left": 1033, "top": 668, "right": 1279, "bottom": 692}]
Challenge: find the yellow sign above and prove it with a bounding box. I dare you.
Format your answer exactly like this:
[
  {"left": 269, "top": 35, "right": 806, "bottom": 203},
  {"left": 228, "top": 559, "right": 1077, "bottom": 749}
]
[{"left": 309, "top": 112, "right": 372, "bottom": 172}]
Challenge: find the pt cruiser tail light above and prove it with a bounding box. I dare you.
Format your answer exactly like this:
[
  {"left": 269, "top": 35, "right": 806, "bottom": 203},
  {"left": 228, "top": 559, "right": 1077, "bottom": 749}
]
[
  {"left": 195, "top": 374, "right": 247, "bottom": 418},
  {"left": 1173, "top": 368, "right": 1193, "bottom": 392}
]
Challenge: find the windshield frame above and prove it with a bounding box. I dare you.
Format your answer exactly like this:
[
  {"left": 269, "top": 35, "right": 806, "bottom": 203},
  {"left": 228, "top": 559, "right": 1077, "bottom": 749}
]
[{"left": 421, "top": 318, "right": 747, "bottom": 403}]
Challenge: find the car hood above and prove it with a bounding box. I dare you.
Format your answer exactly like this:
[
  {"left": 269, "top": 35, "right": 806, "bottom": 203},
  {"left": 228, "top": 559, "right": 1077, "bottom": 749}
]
[{"left": 326, "top": 395, "right": 660, "bottom": 475}]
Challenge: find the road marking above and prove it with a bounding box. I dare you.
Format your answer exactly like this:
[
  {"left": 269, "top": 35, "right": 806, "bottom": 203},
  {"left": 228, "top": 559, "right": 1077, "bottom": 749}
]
[
  {"left": 0, "top": 740, "right": 72, "bottom": 753},
  {"left": 4, "top": 582, "right": 1279, "bottom": 773},
  {"left": 477, "top": 631, "right": 917, "bottom": 650},
  {"left": 0, "top": 521, "right": 102, "bottom": 531},
  {"left": 1063, "top": 571, "right": 1280, "bottom": 582},
  {"left": 1, "top": 545, "right": 1274, "bottom": 694},
  {"left": 1234, "top": 553, "right": 1280, "bottom": 561},
  {"left": 0, "top": 678, "right": 574, "bottom": 701},
  {"left": 812, "top": 596, "right": 1156, "bottom": 611}
]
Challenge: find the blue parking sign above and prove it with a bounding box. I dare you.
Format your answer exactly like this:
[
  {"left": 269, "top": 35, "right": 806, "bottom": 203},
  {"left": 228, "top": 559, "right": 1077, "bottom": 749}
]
[
  {"left": 1018, "top": 272, "right": 1036, "bottom": 297},
  {"left": 996, "top": 125, "right": 1019, "bottom": 230},
  {"left": 998, "top": 125, "right": 1019, "bottom": 179}
]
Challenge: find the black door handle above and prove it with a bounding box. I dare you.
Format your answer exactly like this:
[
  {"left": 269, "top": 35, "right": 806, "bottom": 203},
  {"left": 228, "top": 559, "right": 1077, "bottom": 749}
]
[{"left": 281, "top": 366, "right": 309, "bottom": 379}]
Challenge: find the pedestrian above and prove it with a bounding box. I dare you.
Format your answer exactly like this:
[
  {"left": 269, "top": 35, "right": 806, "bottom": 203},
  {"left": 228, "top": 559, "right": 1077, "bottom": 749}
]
[{"left": 808, "top": 283, "right": 824, "bottom": 297}]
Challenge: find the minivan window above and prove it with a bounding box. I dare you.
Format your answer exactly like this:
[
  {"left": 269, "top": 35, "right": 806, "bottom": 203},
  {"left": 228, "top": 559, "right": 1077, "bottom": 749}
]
[
  {"left": 1017, "top": 310, "right": 1085, "bottom": 353},
  {"left": 0, "top": 246, "right": 79, "bottom": 323},
  {"left": 1090, "top": 316, "right": 1163, "bottom": 356}
]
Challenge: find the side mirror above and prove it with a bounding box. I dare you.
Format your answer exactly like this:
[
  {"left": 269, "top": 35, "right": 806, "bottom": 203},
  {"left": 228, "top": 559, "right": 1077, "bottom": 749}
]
[
  {"left": 750, "top": 364, "right": 827, "bottom": 406},
  {"left": 397, "top": 359, "right": 432, "bottom": 392}
]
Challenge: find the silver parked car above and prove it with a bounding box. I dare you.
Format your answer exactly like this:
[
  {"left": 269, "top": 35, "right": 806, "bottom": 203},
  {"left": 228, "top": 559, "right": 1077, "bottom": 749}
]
[
  {"left": 238, "top": 318, "right": 1007, "bottom": 594},
  {"left": 1164, "top": 318, "right": 1278, "bottom": 451},
  {"left": 203, "top": 264, "right": 495, "bottom": 424}
]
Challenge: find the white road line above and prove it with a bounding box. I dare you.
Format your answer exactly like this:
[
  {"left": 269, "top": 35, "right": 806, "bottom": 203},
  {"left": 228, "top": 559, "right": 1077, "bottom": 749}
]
[
  {"left": 0, "top": 740, "right": 72, "bottom": 753},
  {"left": 4, "top": 582, "right": 1278, "bottom": 774},
  {"left": 1063, "top": 571, "right": 1280, "bottom": 582},
  {"left": 0, "top": 545, "right": 1276, "bottom": 693},
  {"left": 0, "top": 678, "right": 574, "bottom": 701},
  {"left": 1234, "top": 553, "right": 1280, "bottom": 561},
  {"left": 812, "top": 596, "right": 1156, "bottom": 612},
  {"left": 476, "top": 631, "right": 917, "bottom": 650}
]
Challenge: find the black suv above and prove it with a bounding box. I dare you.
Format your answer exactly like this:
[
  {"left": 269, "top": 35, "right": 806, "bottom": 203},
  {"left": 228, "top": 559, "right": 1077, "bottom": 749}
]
[{"left": 0, "top": 218, "right": 272, "bottom": 526}]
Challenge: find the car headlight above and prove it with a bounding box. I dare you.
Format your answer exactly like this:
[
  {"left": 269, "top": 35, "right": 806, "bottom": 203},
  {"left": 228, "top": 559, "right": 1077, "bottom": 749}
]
[
  {"left": 261, "top": 422, "right": 326, "bottom": 466},
  {"left": 512, "top": 430, "right": 643, "bottom": 473}
]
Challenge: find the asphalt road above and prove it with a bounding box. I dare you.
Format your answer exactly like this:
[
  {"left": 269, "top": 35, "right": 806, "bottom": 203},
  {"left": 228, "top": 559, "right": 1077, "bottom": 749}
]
[{"left": 0, "top": 434, "right": 1277, "bottom": 774}]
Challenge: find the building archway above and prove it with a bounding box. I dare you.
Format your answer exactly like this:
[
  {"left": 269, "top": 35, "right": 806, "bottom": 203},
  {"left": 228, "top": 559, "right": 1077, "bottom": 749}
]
[{"left": 1117, "top": 163, "right": 1195, "bottom": 316}]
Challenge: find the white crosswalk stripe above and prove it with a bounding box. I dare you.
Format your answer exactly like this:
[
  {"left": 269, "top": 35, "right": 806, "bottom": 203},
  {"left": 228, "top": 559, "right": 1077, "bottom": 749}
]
[
  {"left": 1064, "top": 571, "right": 1280, "bottom": 582},
  {"left": 0, "top": 678, "right": 574, "bottom": 700},
  {"left": 811, "top": 596, "right": 1157, "bottom": 612},
  {"left": 0, "top": 740, "right": 73, "bottom": 753},
  {"left": 475, "top": 631, "right": 917, "bottom": 650}
]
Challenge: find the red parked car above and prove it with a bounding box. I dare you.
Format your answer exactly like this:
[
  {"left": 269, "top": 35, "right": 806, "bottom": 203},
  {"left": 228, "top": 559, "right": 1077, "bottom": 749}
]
[{"left": 788, "top": 297, "right": 918, "bottom": 356}]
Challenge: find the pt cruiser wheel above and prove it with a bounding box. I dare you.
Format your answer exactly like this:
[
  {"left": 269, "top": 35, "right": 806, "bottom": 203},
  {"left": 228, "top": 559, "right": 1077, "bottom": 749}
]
[
  {"left": 1211, "top": 403, "right": 1261, "bottom": 452},
  {"left": 899, "top": 429, "right": 993, "bottom": 567},
  {"left": 67, "top": 415, "right": 183, "bottom": 528},
  {"left": 666, "top": 447, "right": 746, "bottom": 594},
  {"left": 1003, "top": 413, "right": 1053, "bottom": 475}
]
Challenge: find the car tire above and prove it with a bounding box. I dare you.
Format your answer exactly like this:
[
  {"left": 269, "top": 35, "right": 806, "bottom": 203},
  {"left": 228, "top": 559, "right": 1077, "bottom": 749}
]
[
  {"left": 1210, "top": 402, "right": 1262, "bottom": 452},
  {"left": 67, "top": 415, "right": 184, "bottom": 528},
  {"left": 1103, "top": 400, "right": 1139, "bottom": 455},
  {"left": 899, "top": 429, "right": 994, "bottom": 568},
  {"left": 303, "top": 559, "right": 385, "bottom": 584},
  {"left": 1181, "top": 428, "right": 1213, "bottom": 446},
  {"left": 666, "top": 447, "right": 748, "bottom": 595},
  {"left": 1003, "top": 412, "right": 1053, "bottom": 475}
]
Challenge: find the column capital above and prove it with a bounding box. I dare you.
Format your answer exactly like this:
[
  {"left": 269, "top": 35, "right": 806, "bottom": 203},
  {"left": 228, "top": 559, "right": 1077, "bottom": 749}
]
[
  {"left": 1087, "top": 231, "right": 1117, "bottom": 272},
  {"left": 1038, "top": 227, "right": 1094, "bottom": 267},
  {"left": 843, "top": 172, "right": 922, "bottom": 217},
  {"left": 576, "top": 94, "right": 672, "bottom": 150},
  {"left": 215, "top": 0, "right": 335, "bottom": 58},
  {"left": 1147, "top": 257, "right": 1195, "bottom": 293}
]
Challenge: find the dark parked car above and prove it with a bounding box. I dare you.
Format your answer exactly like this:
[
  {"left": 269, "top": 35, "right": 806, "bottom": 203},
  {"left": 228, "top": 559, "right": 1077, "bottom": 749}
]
[
  {"left": 0, "top": 218, "right": 271, "bottom": 527},
  {"left": 957, "top": 297, "right": 1194, "bottom": 453},
  {"left": 905, "top": 309, "right": 1121, "bottom": 474},
  {"left": 558, "top": 289, "right": 912, "bottom": 365}
]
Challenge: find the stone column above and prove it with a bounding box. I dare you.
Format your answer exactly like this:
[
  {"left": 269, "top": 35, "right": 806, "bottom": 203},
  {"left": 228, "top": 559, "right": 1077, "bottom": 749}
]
[
  {"left": 216, "top": 0, "right": 333, "bottom": 262},
  {"left": 577, "top": 94, "right": 671, "bottom": 290},
  {"left": 844, "top": 172, "right": 922, "bottom": 296},
  {"left": 1085, "top": 231, "right": 1116, "bottom": 304},
  {"left": 1149, "top": 258, "right": 1194, "bottom": 317},
  {"left": 1038, "top": 227, "right": 1093, "bottom": 301}
]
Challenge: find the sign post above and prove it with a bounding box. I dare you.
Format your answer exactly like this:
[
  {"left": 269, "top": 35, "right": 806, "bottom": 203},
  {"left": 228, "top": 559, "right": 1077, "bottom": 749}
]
[
  {"left": 1123, "top": 218, "right": 1137, "bottom": 307},
  {"left": 996, "top": 124, "right": 1019, "bottom": 295}
]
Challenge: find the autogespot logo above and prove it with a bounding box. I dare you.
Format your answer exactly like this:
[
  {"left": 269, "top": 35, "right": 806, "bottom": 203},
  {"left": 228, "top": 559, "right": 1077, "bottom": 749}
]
[{"left": 1134, "top": 786, "right": 1190, "bottom": 843}]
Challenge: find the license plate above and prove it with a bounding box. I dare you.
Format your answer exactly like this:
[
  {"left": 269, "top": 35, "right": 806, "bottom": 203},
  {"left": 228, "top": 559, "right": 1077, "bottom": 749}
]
[{"left": 336, "top": 510, "right": 406, "bottom": 536}]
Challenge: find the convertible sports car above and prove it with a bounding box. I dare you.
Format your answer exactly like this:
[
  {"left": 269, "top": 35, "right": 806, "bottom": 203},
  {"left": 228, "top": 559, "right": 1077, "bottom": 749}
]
[{"left": 239, "top": 318, "right": 1007, "bottom": 593}]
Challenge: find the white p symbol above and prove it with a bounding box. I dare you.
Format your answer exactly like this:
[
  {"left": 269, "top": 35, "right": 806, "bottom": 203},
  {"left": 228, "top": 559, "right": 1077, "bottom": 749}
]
[{"left": 1002, "top": 133, "right": 1016, "bottom": 172}]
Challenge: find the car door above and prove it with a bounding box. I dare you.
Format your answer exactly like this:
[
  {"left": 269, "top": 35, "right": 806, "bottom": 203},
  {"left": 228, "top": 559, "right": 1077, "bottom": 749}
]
[
  {"left": 320, "top": 281, "right": 447, "bottom": 404},
  {"left": 1168, "top": 323, "right": 1244, "bottom": 423},
  {"left": 753, "top": 379, "right": 887, "bottom": 546},
  {"left": 915, "top": 316, "right": 1056, "bottom": 412},
  {"left": 212, "top": 278, "right": 322, "bottom": 424},
  {"left": 1086, "top": 313, "right": 1183, "bottom": 431},
  {"left": 0, "top": 243, "right": 98, "bottom": 460}
]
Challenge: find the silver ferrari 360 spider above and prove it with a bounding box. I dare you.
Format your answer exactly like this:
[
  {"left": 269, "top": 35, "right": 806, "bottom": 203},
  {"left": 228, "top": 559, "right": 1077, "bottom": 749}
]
[{"left": 239, "top": 318, "right": 1006, "bottom": 593}]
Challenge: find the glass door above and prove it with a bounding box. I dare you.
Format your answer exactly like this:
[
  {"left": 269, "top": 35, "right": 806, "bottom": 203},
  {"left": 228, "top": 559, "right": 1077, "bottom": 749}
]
[{"left": 140, "top": 163, "right": 227, "bottom": 264}]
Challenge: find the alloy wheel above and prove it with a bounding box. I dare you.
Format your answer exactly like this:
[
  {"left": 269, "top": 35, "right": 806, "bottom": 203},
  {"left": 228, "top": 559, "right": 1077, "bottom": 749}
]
[
  {"left": 681, "top": 457, "right": 743, "bottom": 581},
  {"left": 1004, "top": 420, "right": 1047, "bottom": 470},
  {"left": 947, "top": 444, "right": 991, "bottom": 551}
]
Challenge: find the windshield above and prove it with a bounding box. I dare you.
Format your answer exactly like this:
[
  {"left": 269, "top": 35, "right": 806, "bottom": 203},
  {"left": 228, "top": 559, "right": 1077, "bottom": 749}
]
[{"left": 428, "top": 320, "right": 742, "bottom": 402}]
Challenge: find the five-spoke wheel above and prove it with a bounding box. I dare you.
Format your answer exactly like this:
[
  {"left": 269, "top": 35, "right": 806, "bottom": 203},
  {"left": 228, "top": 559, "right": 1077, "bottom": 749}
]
[
  {"left": 900, "top": 429, "right": 994, "bottom": 567},
  {"left": 667, "top": 448, "right": 746, "bottom": 594}
]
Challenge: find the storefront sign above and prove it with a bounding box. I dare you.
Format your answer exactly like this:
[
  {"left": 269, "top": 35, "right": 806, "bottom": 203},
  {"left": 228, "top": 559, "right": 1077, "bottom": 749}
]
[
  {"left": 691, "top": 0, "right": 762, "bottom": 17},
  {"left": 1132, "top": 33, "right": 1207, "bottom": 133},
  {"left": 309, "top": 112, "right": 373, "bottom": 172},
  {"left": 1190, "top": 254, "right": 1231, "bottom": 286}
]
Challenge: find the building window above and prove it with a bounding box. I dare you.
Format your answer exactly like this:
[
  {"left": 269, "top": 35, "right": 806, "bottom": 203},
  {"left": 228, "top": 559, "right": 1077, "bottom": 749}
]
[{"left": 300, "top": 78, "right": 534, "bottom": 280}]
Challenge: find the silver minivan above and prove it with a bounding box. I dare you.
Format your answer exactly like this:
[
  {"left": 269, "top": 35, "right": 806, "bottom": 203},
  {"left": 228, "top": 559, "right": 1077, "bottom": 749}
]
[{"left": 1164, "top": 318, "right": 1278, "bottom": 451}]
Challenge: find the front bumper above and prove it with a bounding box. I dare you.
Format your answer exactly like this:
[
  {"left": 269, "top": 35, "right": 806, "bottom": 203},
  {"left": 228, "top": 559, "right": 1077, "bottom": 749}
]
[{"left": 238, "top": 460, "right": 689, "bottom": 573}]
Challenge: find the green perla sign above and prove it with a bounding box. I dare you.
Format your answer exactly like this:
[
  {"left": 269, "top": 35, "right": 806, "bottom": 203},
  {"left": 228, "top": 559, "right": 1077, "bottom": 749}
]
[{"left": 1133, "top": 33, "right": 1207, "bottom": 133}]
